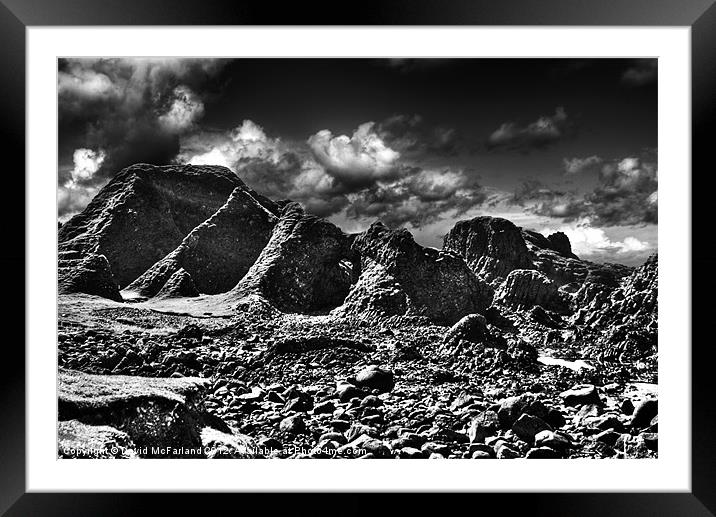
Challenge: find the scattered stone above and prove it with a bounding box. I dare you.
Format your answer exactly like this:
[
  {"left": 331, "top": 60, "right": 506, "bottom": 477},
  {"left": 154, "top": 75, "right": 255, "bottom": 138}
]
[
  {"left": 525, "top": 447, "right": 560, "bottom": 459},
  {"left": 630, "top": 399, "right": 658, "bottom": 430},
  {"left": 468, "top": 410, "right": 499, "bottom": 443},
  {"left": 279, "top": 415, "right": 306, "bottom": 435},
  {"left": 512, "top": 414, "right": 552, "bottom": 443}
]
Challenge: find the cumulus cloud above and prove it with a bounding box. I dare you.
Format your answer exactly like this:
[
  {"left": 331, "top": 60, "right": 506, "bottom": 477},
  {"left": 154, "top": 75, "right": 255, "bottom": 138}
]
[
  {"left": 487, "top": 107, "right": 572, "bottom": 152},
  {"left": 563, "top": 155, "right": 603, "bottom": 175},
  {"left": 374, "top": 114, "right": 463, "bottom": 156},
  {"left": 67, "top": 148, "right": 106, "bottom": 184},
  {"left": 621, "top": 59, "right": 657, "bottom": 87},
  {"left": 588, "top": 155, "right": 658, "bottom": 225},
  {"left": 307, "top": 123, "right": 402, "bottom": 189},
  {"left": 175, "top": 119, "right": 487, "bottom": 226},
  {"left": 512, "top": 152, "right": 658, "bottom": 226}
]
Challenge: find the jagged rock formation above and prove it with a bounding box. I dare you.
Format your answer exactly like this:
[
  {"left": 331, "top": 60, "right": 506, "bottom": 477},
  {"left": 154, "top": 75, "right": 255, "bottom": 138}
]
[
  {"left": 124, "top": 187, "right": 277, "bottom": 298},
  {"left": 58, "top": 250, "right": 122, "bottom": 301},
  {"left": 59, "top": 164, "right": 278, "bottom": 288},
  {"left": 522, "top": 229, "right": 631, "bottom": 288},
  {"left": 574, "top": 254, "right": 658, "bottom": 360},
  {"left": 443, "top": 216, "right": 533, "bottom": 284},
  {"left": 225, "top": 202, "right": 352, "bottom": 313},
  {"left": 334, "top": 222, "right": 493, "bottom": 325},
  {"left": 494, "top": 269, "right": 563, "bottom": 311},
  {"left": 547, "top": 231, "right": 577, "bottom": 258}
]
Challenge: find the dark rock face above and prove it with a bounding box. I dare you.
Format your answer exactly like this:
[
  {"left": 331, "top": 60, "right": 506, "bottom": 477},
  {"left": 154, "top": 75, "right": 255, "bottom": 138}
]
[
  {"left": 125, "top": 187, "right": 277, "bottom": 297},
  {"left": 227, "top": 202, "right": 352, "bottom": 313},
  {"left": 494, "top": 269, "right": 561, "bottom": 310},
  {"left": 334, "top": 222, "right": 493, "bottom": 325},
  {"left": 443, "top": 216, "right": 533, "bottom": 284},
  {"left": 59, "top": 164, "right": 278, "bottom": 288},
  {"left": 575, "top": 254, "right": 658, "bottom": 360},
  {"left": 58, "top": 250, "right": 122, "bottom": 301},
  {"left": 547, "top": 232, "right": 577, "bottom": 258}
]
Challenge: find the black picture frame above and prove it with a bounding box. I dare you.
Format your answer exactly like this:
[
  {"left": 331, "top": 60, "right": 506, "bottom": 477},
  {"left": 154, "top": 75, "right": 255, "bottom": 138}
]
[{"left": 2, "top": 0, "right": 714, "bottom": 514}]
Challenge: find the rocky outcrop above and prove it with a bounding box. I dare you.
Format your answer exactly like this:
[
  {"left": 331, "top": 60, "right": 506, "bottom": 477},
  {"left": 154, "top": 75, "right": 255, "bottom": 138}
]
[
  {"left": 575, "top": 254, "right": 658, "bottom": 360},
  {"left": 58, "top": 250, "right": 122, "bottom": 301},
  {"left": 59, "top": 164, "right": 278, "bottom": 288},
  {"left": 58, "top": 368, "right": 254, "bottom": 458},
  {"left": 547, "top": 231, "right": 577, "bottom": 259},
  {"left": 522, "top": 229, "right": 631, "bottom": 288},
  {"left": 124, "top": 187, "right": 277, "bottom": 298},
  {"left": 225, "top": 202, "right": 352, "bottom": 313},
  {"left": 443, "top": 216, "right": 533, "bottom": 284},
  {"left": 494, "top": 269, "right": 561, "bottom": 310},
  {"left": 334, "top": 222, "right": 493, "bottom": 325}
]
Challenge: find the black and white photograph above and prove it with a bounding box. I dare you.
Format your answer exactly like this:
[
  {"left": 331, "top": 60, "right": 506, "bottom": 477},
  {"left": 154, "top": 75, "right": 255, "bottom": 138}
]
[{"left": 56, "top": 57, "right": 659, "bottom": 461}]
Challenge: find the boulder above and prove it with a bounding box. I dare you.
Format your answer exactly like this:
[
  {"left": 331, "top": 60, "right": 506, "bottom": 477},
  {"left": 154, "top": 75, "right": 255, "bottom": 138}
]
[
  {"left": 154, "top": 268, "right": 200, "bottom": 298},
  {"left": 125, "top": 187, "right": 278, "bottom": 297},
  {"left": 352, "top": 365, "right": 395, "bottom": 393},
  {"left": 630, "top": 399, "right": 658, "bottom": 430},
  {"left": 560, "top": 384, "right": 602, "bottom": 407}
]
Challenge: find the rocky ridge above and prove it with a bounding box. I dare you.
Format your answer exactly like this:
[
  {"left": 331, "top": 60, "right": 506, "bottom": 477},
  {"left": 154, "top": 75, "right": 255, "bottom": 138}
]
[{"left": 57, "top": 164, "right": 658, "bottom": 460}]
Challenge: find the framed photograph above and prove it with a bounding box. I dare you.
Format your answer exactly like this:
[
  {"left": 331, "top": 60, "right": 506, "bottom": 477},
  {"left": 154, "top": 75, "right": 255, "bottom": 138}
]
[{"left": 4, "top": 0, "right": 714, "bottom": 514}]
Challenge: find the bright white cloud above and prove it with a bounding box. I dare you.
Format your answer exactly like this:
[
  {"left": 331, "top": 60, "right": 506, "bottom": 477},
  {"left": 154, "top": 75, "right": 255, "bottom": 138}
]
[
  {"left": 68, "top": 148, "right": 106, "bottom": 184},
  {"left": 541, "top": 220, "right": 650, "bottom": 256},
  {"left": 307, "top": 122, "right": 401, "bottom": 184},
  {"left": 181, "top": 120, "right": 284, "bottom": 169}
]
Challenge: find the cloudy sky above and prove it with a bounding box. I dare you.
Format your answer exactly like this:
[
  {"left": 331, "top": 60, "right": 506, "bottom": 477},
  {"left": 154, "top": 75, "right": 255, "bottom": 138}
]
[{"left": 58, "top": 58, "right": 657, "bottom": 266}]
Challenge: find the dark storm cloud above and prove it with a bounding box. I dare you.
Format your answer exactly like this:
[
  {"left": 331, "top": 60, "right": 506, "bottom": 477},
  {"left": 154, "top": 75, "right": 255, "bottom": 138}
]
[
  {"left": 374, "top": 114, "right": 463, "bottom": 157},
  {"left": 587, "top": 155, "right": 658, "bottom": 225},
  {"left": 487, "top": 107, "right": 572, "bottom": 153},
  {"left": 58, "top": 58, "right": 226, "bottom": 218},
  {"left": 621, "top": 59, "right": 657, "bottom": 87},
  {"left": 513, "top": 152, "right": 658, "bottom": 226},
  {"left": 346, "top": 168, "right": 487, "bottom": 228},
  {"left": 510, "top": 180, "right": 586, "bottom": 220}
]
